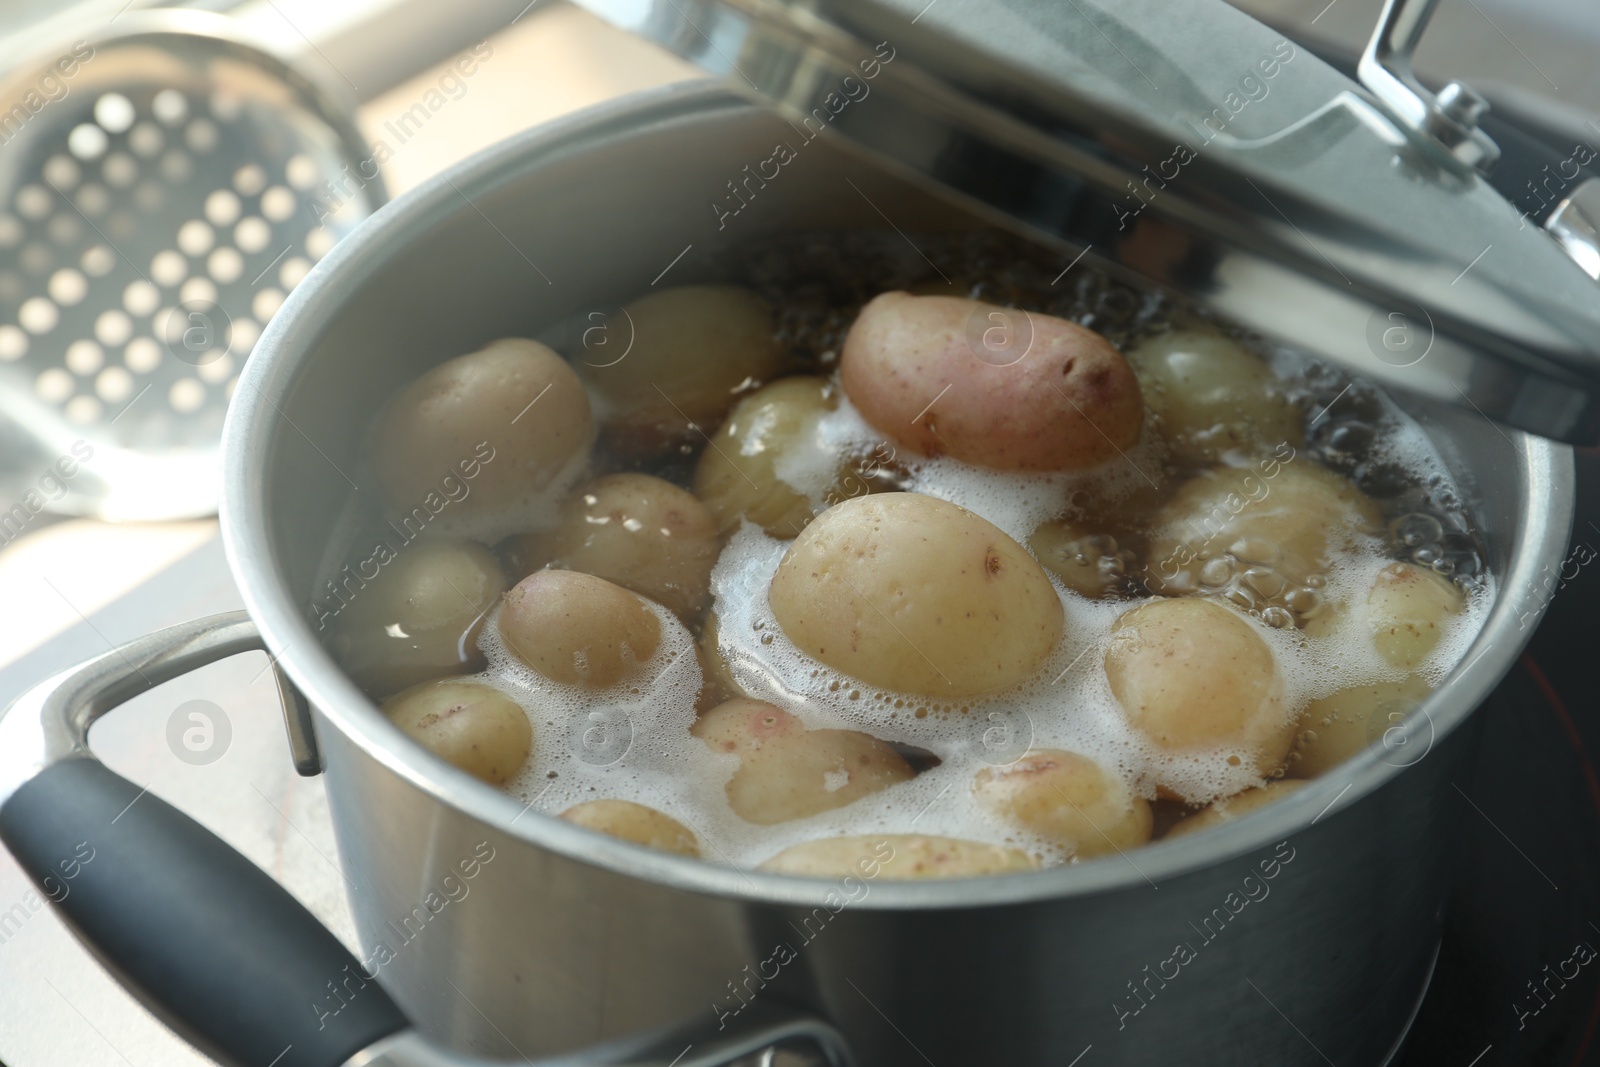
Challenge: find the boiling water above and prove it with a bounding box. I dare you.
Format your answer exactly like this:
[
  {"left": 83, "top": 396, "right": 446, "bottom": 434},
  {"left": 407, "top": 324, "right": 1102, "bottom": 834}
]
[{"left": 319, "top": 230, "right": 1493, "bottom": 869}]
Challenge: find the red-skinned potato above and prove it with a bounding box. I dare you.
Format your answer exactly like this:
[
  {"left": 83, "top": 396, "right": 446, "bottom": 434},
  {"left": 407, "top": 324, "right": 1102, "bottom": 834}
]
[{"left": 840, "top": 292, "right": 1142, "bottom": 471}]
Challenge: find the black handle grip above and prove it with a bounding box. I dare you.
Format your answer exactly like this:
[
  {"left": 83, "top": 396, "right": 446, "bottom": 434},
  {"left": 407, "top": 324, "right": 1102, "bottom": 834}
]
[{"left": 0, "top": 758, "right": 409, "bottom": 1067}]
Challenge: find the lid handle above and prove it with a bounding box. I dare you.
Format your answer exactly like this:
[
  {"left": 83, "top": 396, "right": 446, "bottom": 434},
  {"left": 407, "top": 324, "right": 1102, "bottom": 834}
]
[{"left": 1358, "top": 0, "right": 1500, "bottom": 174}]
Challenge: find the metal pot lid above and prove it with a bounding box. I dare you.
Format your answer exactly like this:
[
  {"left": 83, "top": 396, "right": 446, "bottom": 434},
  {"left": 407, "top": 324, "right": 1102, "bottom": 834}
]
[{"left": 572, "top": 0, "right": 1600, "bottom": 443}]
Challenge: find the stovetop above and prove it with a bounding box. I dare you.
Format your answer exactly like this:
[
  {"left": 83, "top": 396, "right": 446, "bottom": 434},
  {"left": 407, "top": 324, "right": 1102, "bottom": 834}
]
[{"left": 1391, "top": 448, "right": 1600, "bottom": 1067}]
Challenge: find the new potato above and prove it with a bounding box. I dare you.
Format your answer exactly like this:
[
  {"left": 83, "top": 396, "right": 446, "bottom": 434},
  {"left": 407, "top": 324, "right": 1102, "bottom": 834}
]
[
  {"left": 692, "top": 376, "right": 835, "bottom": 537},
  {"left": 576, "top": 285, "right": 785, "bottom": 456},
  {"left": 497, "top": 570, "right": 661, "bottom": 687},
  {"left": 559, "top": 799, "right": 700, "bottom": 856},
  {"left": 1105, "top": 598, "right": 1293, "bottom": 776},
  {"left": 1292, "top": 677, "right": 1431, "bottom": 778},
  {"left": 769, "top": 493, "right": 1064, "bottom": 698},
  {"left": 693, "top": 699, "right": 913, "bottom": 824},
  {"left": 840, "top": 292, "right": 1142, "bottom": 471},
  {"left": 382, "top": 678, "right": 532, "bottom": 785},
  {"left": 335, "top": 539, "right": 505, "bottom": 696},
  {"left": 372, "top": 339, "right": 594, "bottom": 541},
  {"left": 972, "top": 749, "right": 1152, "bottom": 858},
  {"left": 1365, "top": 561, "right": 1463, "bottom": 669},
  {"left": 1125, "top": 329, "right": 1302, "bottom": 462},
  {"left": 1146, "top": 460, "right": 1381, "bottom": 600},
  {"left": 506, "top": 473, "right": 720, "bottom": 620}
]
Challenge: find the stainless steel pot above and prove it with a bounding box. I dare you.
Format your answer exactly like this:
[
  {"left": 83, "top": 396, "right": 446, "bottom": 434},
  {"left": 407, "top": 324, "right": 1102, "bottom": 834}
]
[{"left": 0, "top": 79, "right": 1576, "bottom": 1067}]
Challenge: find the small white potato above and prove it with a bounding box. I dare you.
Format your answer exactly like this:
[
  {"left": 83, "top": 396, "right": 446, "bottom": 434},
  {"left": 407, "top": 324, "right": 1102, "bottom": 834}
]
[
  {"left": 1125, "top": 329, "right": 1303, "bottom": 462},
  {"left": 840, "top": 292, "right": 1142, "bottom": 471},
  {"left": 761, "top": 834, "right": 1036, "bottom": 879},
  {"left": 559, "top": 799, "right": 700, "bottom": 857},
  {"left": 972, "top": 749, "right": 1152, "bottom": 858},
  {"left": 769, "top": 493, "right": 1064, "bottom": 698},
  {"left": 497, "top": 570, "right": 660, "bottom": 687},
  {"left": 692, "top": 376, "right": 835, "bottom": 538},
  {"left": 1028, "top": 519, "right": 1131, "bottom": 599},
  {"left": 382, "top": 678, "right": 532, "bottom": 785},
  {"left": 1145, "top": 460, "right": 1382, "bottom": 615},
  {"left": 506, "top": 473, "right": 720, "bottom": 620},
  {"left": 694, "top": 611, "right": 745, "bottom": 712},
  {"left": 334, "top": 539, "right": 505, "bottom": 697},
  {"left": 372, "top": 338, "right": 594, "bottom": 540},
  {"left": 1366, "top": 561, "right": 1463, "bottom": 669},
  {"left": 576, "top": 285, "right": 785, "bottom": 457},
  {"left": 1292, "top": 676, "right": 1431, "bottom": 778},
  {"left": 1105, "top": 598, "right": 1293, "bottom": 776},
  {"left": 692, "top": 699, "right": 913, "bottom": 825},
  {"left": 1163, "top": 780, "right": 1307, "bottom": 839}
]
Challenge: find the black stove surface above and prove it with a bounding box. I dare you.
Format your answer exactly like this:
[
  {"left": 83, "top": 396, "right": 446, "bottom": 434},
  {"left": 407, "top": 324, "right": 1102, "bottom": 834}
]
[{"left": 1396, "top": 448, "right": 1600, "bottom": 1067}]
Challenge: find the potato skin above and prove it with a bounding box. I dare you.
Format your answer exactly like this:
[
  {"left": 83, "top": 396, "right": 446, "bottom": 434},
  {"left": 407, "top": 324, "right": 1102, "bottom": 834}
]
[
  {"left": 693, "top": 699, "right": 913, "bottom": 825},
  {"left": 1163, "top": 780, "right": 1306, "bottom": 839},
  {"left": 1105, "top": 598, "right": 1292, "bottom": 776},
  {"left": 769, "top": 493, "right": 1064, "bottom": 698},
  {"left": 692, "top": 376, "right": 834, "bottom": 538},
  {"left": 1145, "top": 459, "right": 1381, "bottom": 612},
  {"left": 1292, "top": 677, "right": 1430, "bottom": 778},
  {"left": 840, "top": 292, "right": 1142, "bottom": 471},
  {"left": 972, "top": 749, "right": 1152, "bottom": 858},
  {"left": 505, "top": 473, "right": 720, "bottom": 620},
  {"left": 382, "top": 678, "right": 532, "bottom": 785},
  {"left": 694, "top": 611, "right": 745, "bottom": 713},
  {"left": 334, "top": 539, "right": 505, "bottom": 697},
  {"left": 761, "top": 834, "right": 1036, "bottom": 879},
  {"left": 372, "top": 338, "right": 594, "bottom": 537},
  {"left": 497, "top": 570, "right": 660, "bottom": 687},
  {"left": 576, "top": 285, "right": 785, "bottom": 457},
  {"left": 1126, "top": 329, "right": 1303, "bottom": 462},
  {"left": 1365, "top": 562, "right": 1463, "bottom": 669},
  {"left": 559, "top": 799, "right": 700, "bottom": 856}
]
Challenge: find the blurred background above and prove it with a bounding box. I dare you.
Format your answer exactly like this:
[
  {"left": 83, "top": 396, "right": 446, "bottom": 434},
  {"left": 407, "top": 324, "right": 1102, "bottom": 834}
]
[{"left": 0, "top": 0, "right": 1596, "bottom": 1064}]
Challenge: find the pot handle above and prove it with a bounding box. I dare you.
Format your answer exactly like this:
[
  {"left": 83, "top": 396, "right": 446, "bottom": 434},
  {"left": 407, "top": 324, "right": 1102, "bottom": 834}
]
[
  {"left": 0, "top": 611, "right": 410, "bottom": 1067},
  {"left": 0, "top": 612, "right": 855, "bottom": 1067}
]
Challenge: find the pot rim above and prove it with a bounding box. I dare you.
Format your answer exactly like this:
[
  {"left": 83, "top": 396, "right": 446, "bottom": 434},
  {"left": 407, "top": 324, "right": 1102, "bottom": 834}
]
[{"left": 222, "top": 81, "right": 1576, "bottom": 910}]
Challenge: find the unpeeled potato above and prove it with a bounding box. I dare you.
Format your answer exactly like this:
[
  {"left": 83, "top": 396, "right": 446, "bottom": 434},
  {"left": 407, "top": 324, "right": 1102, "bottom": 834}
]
[
  {"left": 1105, "top": 598, "right": 1293, "bottom": 776},
  {"left": 575, "top": 285, "right": 785, "bottom": 457},
  {"left": 1365, "top": 561, "right": 1464, "bottom": 669},
  {"left": 372, "top": 338, "right": 594, "bottom": 541},
  {"left": 497, "top": 570, "right": 660, "bottom": 687},
  {"left": 1145, "top": 460, "right": 1382, "bottom": 613},
  {"left": 505, "top": 473, "right": 720, "bottom": 620},
  {"left": 692, "top": 376, "right": 835, "bottom": 538},
  {"left": 1292, "top": 676, "right": 1431, "bottom": 778},
  {"left": 769, "top": 493, "right": 1064, "bottom": 698},
  {"left": 1125, "top": 329, "right": 1303, "bottom": 463},
  {"left": 972, "top": 749, "right": 1152, "bottom": 858},
  {"left": 382, "top": 678, "right": 532, "bottom": 785},
  {"left": 840, "top": 292, "right": 1142, "bottom": 471},
  {"left": 559, "top": 799, "right": 700, "bottom": 856},
  {"left": 333, "top": 539, "right": 505, "bottom": 697},
  {"left": 693, "top": 698, "right": 913, "bottom": 824},
  {"left": 761, "top": 834, "right": 1036, "bottom": 879}
]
